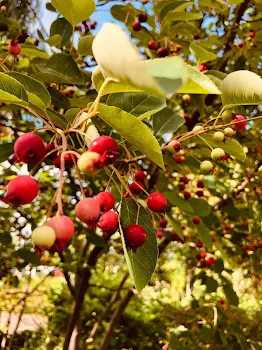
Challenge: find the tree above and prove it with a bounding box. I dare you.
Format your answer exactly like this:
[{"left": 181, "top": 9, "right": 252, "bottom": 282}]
[{"left": 1, "top": 0, "right": 262, "bottom": 349}]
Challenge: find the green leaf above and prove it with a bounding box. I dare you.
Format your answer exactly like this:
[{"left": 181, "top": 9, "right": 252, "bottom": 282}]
[
  {"left": 0, "top": 73, "right": 28, "bottom": 106},
  {"left": 120, "top": 198, "right": 158, "bottom": 292},
  {"left": 105, "top": 92, "right": 166, "bottom": 120},
  {"left": 92, "top": 23, "right": 186, "bottom": 97},
  {"left": 0, "top": 142, "right": 14, "bottom": 162},
  {"left": 47, "top": 86, "right": 71, "bottom": 109},
  {"left": 179, "top": 65, "right": 221, "bottom": 94},
  {"left": 20, "top": 44, "right": 50, "bottom": 60},
  {"left": 46, "top": 2, "right": 56, "bottom": 11},
  {"left": 223, "top": 284, "right": 239, "bottom": 306},
  {"left": 196, "top": 222, "right": 212, "bottom": 249},
  {"left": 7, "top": 72, "right": 51, "bottom": 109},
  {"left": 29, "top": 104, "right": 67, "bottom": 129},
  {"left": 69, "top": 92, "right": 97, "bottom": 108},
  {"left": 163, "top": 192, "right": 193, "bottom": 213},
  {"left": 189, "top": 42, "right": 217, "bottom": 65},
  {"left": 64, "top": 108, "right": 81, "bottom": 122},
  {"left": 188, "top": 198, "right": 211, "bottom": 217},
  {"left": 205, "top": 276, "right": 219, "bottom": 293},
  {"left": 200, "top": 134, "right": 246, "bottom": 162},
  {"left": 153, "top": 108, "right": 185, "bottom": 135},
  {"left": 32, "top": 53, "right": 84, "bottom": 84},
  {"left": 98, "top": 104, "right": 165, "bottom": 169},
  {"left": 220, "top": 70, "right": 262, "bottom": 106},
  {"left": 16, "top": 248, "right": 41, "bottom": 265},
  {"left": 51, "top": 0, "right": 95, "bottom": 26},
  {"left": 50, "top": 18, "right": 73, "bottom": 48},
  {"left": 78, "top": 35, "right": 94, "bottom": 56},
  {"left": 44, "top": 34, "right": 62, "bottom": 47}
]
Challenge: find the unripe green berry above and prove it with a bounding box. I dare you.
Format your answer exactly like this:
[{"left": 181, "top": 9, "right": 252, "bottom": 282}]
[
  {"left": 193, "top": 125, "right": 203, "bottom": 132},
  {"left": 200, "top": 160, "right": 213, "bottom": 174},
  {"left": 213, "top": 131, "right": 224, "bottom": 142},
  {"left": 32, "top": 226, "right": 56, "bottom": 248},
  {"left": 221, "top": 110, "right": 232, "bottom": 123},
  {"left": 224, "top": 127, "right": 234, "bottom": 137},
  {"left": 211, "top": 148, "right": 225, "bottom": 160},
  {"left": 182, "top": 94, "right": 191, "bottom": 102}
]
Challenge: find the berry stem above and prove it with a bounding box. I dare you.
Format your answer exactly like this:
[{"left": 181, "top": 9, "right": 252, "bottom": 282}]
[
  {"left": 56, "top": 129, "right": 68, "bottom": 216},
  {"left": 197, "top": 134, "right": 213, "bottom": 150}
]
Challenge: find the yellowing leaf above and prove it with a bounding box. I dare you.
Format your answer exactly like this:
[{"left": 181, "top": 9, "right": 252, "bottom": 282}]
[{"left": 189, "top": 42, "right": 217, "bottom": 65}]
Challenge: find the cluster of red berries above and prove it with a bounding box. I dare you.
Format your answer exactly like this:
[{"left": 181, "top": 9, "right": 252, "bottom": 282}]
[
  {"left": 197, "top": 253, "right": 216, "bottom": 268},
  {"left": 75, "top": 20, "right": 97, "bottom": 32},
  {"left": 178, "top": 176, "right": 205, "bottom": 200},
  {"left": 125, "top": 170, "right": 147, "bottom": 196},
  {"left": 132, "top": 13, "right": 148, "bottom": 32}
]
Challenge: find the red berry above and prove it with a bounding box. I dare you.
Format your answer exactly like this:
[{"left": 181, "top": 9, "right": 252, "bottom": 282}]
[
  {"left": 89, "top": 136, "right": 119, "bottom": 166},
  {"left": 98, "top": 211, "right": 119, "bottom": 236},
  {"left": 196, "top": 190, "right": 204, "bottom": 197},
  {"left": 134, "top": 171, "right": 147, "bottom": 182},
  {"left": 124, "top": 224, "right": 146, "bottom": 251},
  {"left": 53, "top": 153, "right": 77, "bottom": 169},
  {"left": 174, "top": 156, "right": 182, "bottom": 164},
  {"left": 180, "top": 176, "right": 189, "bottom": 184},
  {"left": 132, "top": 21, "right": 141, "bottom": 31},
  {"left": 184, "top": 191, "right": 191, "bottom": 200},
  {"left": 75, "top": 198, "right": 100, "bottom": 225},
  {"left": 238, "top": 42, "right": 244, "bottom": 48},
  {"left": 157, "top": 47, "right": 169, "bottom": 58},
  {"left": 159, "top": 218, "right": 168, "bottom": 228},
  {"left": 138, "top": 13, "right": 148, "bottom": 23},
  {"left": 14, "top": 133, "right": 46, "bottom": 164},
  {"left": 179, "top": 183, "right": 186, "bottom": 191},
  {"left": 8, "top": 39, "right": 21, "bottom": 56},
  {"left": 1, "top": 175, "right": 38, "bottom": 205},
  {"left": 197, "top": 64, "right": 207, "bottom": 72},
  {"left": 96, "top": 192, "right": 115, "bottom": 212},
  {"left": 232, "top": 115, "right": 247, "bottom": 131},
  {"left": 162, "top": 344, "right": 169, "bottom": 350},
  {"left": 254, "top": 147, "right": 261, "bottom": 153},
  {"left": 46, "top": 215, "right": 75, "bottom": 243},
  {"left": 147, "top": 192, "right": 168, "bottom": 213},
  {"left": 258, "top": 240, "right": 262, "bottom": 247},
  {"left": 90, "top": 23, "right": 96, "bottom": 30},
  {"left": 197, "top": 180, "right": 204, "bottom": 188},
  {"left": 200, "top": 260, "right": 207, "bottom": 268},
  {"left": 206, "top": 257, "right": 216, "bottom": 267},
  {"left": 172, "top": 233, "right": 181, "bottom": 242},
  {"left": 249, "top": 31, "right": 255, "bottom": 39},
  {"left": 156, "top": 231, "right": 164, "bottom": 239},
  {"left": 34, "top": 39, "right": 39, "bottom": 46},
  {"left": 129, "top": 181, "right": 144, "bottom": 194},
  {"left": 220, "top": 299, "right": 226, "bottom": 305},
  {"left": 196, "top": 241, "right": 203, "bottom": 248},
  {"left": 196, "top": 252, "right": 206, "bottom": 260},
  {"left": 242, "top": 245, "right": 247, "bottom": 252},
  {"left": 45, "top": 143, "right": 57, "bottom": 160},
  {"left": 192, "top": 216, "right": 200, "bottom": 224},
  {"left": 148, "top": 40, "right": 158, "bottom": 50},
  {"left": 168, "top": 140, "right": 182, "bottom": 152}
]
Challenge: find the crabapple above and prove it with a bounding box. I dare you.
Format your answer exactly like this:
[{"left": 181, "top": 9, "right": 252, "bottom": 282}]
[
  {"left": 196, "top": 190, "right": 204, "bottom": 197},
  {"left": 1, "top": 175, "right": 38, "bottom": 205},
  {"left": 98, "top": 211, "right": 119, "bottom": 236},
  {"left": 75, "top": 198, "right": 100, "bottom": 224},
  {"left": 249, "top": 31, "right": 255, "bottom": 39},
  {"left": 179, "top": 183, "right": 186, "bottom": 191},
  {"left": 124, "top": 224, "right": 147, "bottom": 251},
  {"left": 157, "top": 47, "right": 169, "bottom": 58},
  {"left": 14, "top": 133, "right": 46, "bottom": 164},
  {"left": 200, "top": 160, "right": 213, "bottom": 173},
  {"left": 197, "top": 180, "right": 204, "bottom": 188},
  {"left": 8, "top": 39, "right": 21, "bottom": 56},
  {"left": 180, "top": 176, "right": 189, "bottom": 184},
  {"left": 134, "top": 171, "right": 147, "bottom": 182},
  {"left": 129, "top": 181, "right": 144, "bottom": 194},
  {"left": 132, "top": 21, "right": 141, "bottom": 31},
  {"left": 54, "top": 153, "right": 77, "bottom": 169},
  {"left": 138, "top": 13, "right": 148, "bottom": 22},
  {"left": 46, "top": 215, "right": 75, "bottom": 242},
  {"left": 192, "top": 216, "right": 200, "bottom": 224},
  {"left": 96, "top": 192, "right": 115, "bottom": 212},
  {"left": 211, "top": 148, "right": 225, "bottom": 161},
  {"left": 196, "top": 241, "right": 203, "bottom": 248},
  {"left": 184, "top": 191, "right": 191, "bottom": 200},
  {"left": 167, "top": 140, "right": 182, "bottom": 152},
  {"left": 148, "top": 40, "right": 157, "bottom": 50},
  {"left": 174, "top": 156, "right": 182, "bottom": 164},
  {"left": 156, "top": 231, "right": 164, "bottom": 239},
  {"left": 32, "top": 226, "right": 56, "bottom": 248},
  {"left": 224, "top": 127, "right": 234, "bottom": 137},
  {"left": 213, "top": 131, "right": 224, "bottom": 142},
  {"left": 232, "top": 115, "right": 247, "bottom": 131},
  {"left": 197, "top": 64, "right": 207, "bottom": 72},
  {"left": 77, "top": 151, "right": 100, "bottom": 174},
  {"left": 147, "top": 192, "right": 168, "bottom": 213},
  {"left": 159, "top": 218, "right": 168, "bottom": 228},
  {"left": 221, "top": 110, "right": 232, "bottom": 123},
  {"left": 45, "top": 143, "right": 57, "bottom": 160},
  {"left": 206, "top": 257, "right": 216, "bottom": 267},
  {"left": 89, "top": 136, "right": 119, "bottom": 166}
]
